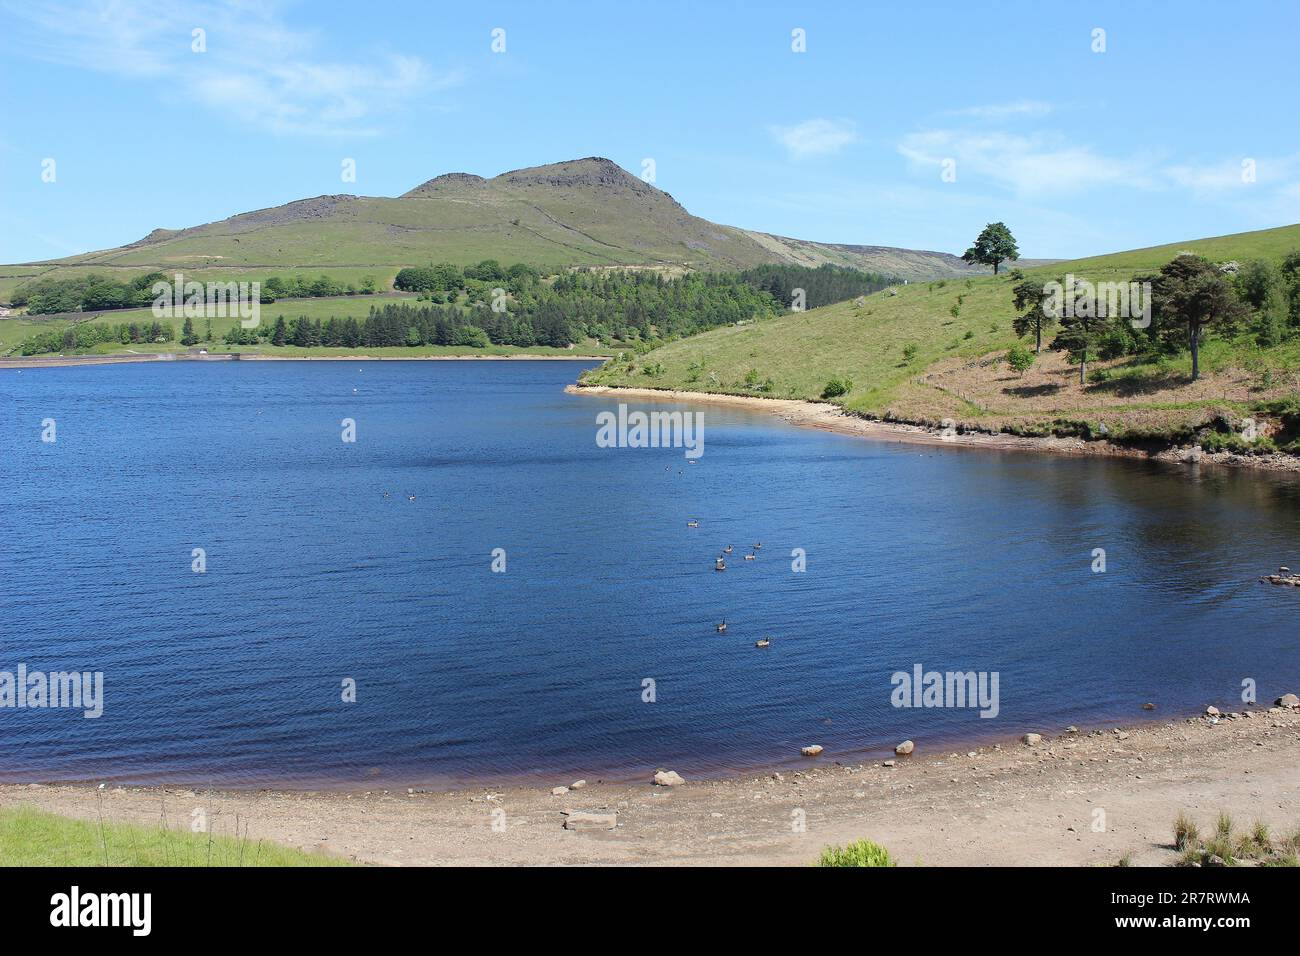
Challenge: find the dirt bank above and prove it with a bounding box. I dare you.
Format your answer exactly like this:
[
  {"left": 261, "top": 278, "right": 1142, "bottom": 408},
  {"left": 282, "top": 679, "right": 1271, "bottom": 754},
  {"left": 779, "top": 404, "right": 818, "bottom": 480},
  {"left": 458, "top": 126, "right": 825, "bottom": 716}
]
[{"left": 566, "top": 384, "right": 1300, "bottom": 474}]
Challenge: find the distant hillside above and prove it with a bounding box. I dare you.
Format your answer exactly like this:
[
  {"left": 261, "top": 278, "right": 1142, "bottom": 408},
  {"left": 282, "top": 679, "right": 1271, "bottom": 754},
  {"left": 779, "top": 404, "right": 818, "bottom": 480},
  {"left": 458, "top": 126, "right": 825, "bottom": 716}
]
[
  {"left": 2, "top": 158, "right": 986, "bottom": 294},
  {"left": 581, "top": 222, "right": 1300, "bottom": 448}
]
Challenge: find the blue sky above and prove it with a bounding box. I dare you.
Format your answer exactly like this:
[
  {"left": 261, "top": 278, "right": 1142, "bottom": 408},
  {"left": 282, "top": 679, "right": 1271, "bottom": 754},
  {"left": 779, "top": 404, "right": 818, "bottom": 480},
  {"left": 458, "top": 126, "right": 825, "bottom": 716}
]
[{"left": 2, "top": 0, "right": 1298, "bottom": 264}]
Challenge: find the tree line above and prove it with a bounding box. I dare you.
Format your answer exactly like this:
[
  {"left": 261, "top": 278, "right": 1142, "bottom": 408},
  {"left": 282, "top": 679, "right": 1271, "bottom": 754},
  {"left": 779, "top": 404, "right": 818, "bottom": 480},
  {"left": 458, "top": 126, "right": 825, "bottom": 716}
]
[
  {"left": 220, "top": 262, "right": 892, "bottom": 350},
  {"left": 18, "top": 319, "right": 176, "bottom": 355},
  {"left": 12, "top": 271, "right": 382, "bottom": 315}
]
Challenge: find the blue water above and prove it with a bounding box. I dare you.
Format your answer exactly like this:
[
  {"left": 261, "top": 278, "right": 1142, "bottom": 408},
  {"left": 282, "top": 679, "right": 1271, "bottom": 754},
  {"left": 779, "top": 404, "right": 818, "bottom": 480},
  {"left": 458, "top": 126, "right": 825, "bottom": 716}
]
[{"left": 1, "top": 359, "right": 1298, "bottom": 789}]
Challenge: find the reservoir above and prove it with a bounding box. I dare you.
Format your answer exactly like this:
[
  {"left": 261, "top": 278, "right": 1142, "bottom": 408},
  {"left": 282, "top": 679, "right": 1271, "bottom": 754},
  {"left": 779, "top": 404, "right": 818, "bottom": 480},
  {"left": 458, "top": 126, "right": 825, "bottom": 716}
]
[{"left": 1, "top": 359, "right": 1297, "bottom": 788}]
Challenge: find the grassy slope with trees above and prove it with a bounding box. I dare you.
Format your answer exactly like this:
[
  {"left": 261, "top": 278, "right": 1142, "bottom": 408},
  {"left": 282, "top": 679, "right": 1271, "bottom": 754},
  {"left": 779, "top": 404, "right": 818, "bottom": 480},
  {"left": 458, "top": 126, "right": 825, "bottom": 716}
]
[
  {"left": 8, "top": 262, "right": 891, "bottom": 360},
  {"left": 581, "top": 222, "right": 1300, "bottom": 455}
]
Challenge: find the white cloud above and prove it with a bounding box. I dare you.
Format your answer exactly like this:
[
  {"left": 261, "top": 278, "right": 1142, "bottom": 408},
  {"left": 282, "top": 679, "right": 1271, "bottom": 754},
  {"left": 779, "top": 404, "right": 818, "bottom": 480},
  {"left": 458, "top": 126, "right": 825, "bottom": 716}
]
[
  {"left": 1165, "top": 155, "right": 1300, "bottom": 195},
  {"left": 0, "top": 0, "right": 457, "bottom": 136},
  {"left": 769, "top": 119, "right": 859, "bottom": 159},
  {"left": 898, "top": 129, "right": 1156, "bottom": 196},
  {"left": 949, "top": 101, "right": 1054, "bottom": 120}
]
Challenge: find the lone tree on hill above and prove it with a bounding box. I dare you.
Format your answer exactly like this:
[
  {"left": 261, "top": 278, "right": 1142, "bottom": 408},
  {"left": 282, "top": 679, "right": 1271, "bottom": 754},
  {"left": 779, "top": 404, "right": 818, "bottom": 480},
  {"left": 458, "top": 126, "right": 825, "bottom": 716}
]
[
  {"left": 1153, "top": 255, "right": 1247, "bottom": 381},
  {"left": 963, "top": 222, "right": 1019, "bottom": 275}
]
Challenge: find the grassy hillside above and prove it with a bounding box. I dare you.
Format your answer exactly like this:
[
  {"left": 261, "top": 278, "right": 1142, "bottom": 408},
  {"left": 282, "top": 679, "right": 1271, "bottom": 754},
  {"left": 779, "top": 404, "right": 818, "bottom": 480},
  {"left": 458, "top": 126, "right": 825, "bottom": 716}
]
[
  {"left": 1035, "top": 223, "right": 1300, "bottom": 281},
  {"left": 1, "top": 158, "right": 982, "bottom": 301},
  {"left": 582, "top": 223, "right": 1300, "bottom": 447},
  {"left": 0, "top": 806, "right": 349, "bottom": 866}
]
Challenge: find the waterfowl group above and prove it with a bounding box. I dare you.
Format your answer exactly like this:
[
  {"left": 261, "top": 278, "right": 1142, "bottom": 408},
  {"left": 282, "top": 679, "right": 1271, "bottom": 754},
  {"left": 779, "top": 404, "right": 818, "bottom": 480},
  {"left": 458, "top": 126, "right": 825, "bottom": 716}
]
[{"left": 702, "top": 525, "right": 773, "bottom": 646}]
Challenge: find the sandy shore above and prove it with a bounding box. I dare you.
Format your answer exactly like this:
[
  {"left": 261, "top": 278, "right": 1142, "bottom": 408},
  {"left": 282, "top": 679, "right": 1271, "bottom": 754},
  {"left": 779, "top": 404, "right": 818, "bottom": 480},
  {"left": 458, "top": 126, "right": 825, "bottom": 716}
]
[
  {"left": 567, "top": 384, "right": 1300, "bottom": 473},
  {"left": 3, "top": 706, "right": 1297, "bottom": 866}
]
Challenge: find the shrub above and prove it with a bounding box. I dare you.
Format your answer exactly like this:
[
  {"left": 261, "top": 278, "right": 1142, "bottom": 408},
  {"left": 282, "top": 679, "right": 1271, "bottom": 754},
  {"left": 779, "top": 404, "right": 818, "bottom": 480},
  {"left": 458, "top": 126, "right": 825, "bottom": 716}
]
[
  {"left": 902, "top": 343, "right": 919, "bottom": 363},
  {"left": 1098, "top": 325, "right": 1138, "bottom": 360},
  {"left": 1174, "top": 812, "right": 1199, "bottom": 851},
  {"left": 817, "top": 839, "right": 895, "bottom": 867},
  {"left": 450, "top": 324, "right": 490, "bottom": 348},
  {"left": 1006, "top": 344, "right": 1034, "bottom": 374},
  {"left": 821, "top": 376, "right": 853, "bottom": 399}
]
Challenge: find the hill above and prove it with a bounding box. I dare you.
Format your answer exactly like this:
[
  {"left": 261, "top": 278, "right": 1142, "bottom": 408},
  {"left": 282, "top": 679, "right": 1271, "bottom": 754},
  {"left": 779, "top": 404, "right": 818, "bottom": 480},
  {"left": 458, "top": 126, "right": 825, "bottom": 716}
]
[
  {"left": 580, "top": 222, "right": 1300, "bottom": 452},
  {"left": 0, "top": 158, "right": 983, "bottom": 301}
]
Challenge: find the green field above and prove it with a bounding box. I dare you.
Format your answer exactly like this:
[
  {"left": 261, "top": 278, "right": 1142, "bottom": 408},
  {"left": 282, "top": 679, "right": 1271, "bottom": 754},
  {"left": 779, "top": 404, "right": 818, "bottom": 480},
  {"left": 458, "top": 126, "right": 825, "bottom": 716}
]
[
  {"left": 0, "top": 806, "right": 350, "bottom": 867},
  {"left": 582, "top": 223, "right": 1300, "bottom": 444},
  {"left": 2, "top": 295, "right": 411, "bottom": 356}
]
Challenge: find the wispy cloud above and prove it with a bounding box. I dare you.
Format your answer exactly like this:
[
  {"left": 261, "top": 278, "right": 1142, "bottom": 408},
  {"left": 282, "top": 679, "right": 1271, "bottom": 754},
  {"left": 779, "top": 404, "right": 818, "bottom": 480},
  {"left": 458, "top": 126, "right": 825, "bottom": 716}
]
[
  {"left": 898, "top": 129, "right": 1155, "bottom": 196},
  {"left": 769, "top": 119, "right": 859, "bottom": 159},
  {"left": 0, "top": 0, "right": 459, "bottom": 136},
  {"left": 949, "top": 100, "right": 1054, "bottom": 120},
  {"left": 1164, "top": 154, "right": 1300, "bottom": 195}
]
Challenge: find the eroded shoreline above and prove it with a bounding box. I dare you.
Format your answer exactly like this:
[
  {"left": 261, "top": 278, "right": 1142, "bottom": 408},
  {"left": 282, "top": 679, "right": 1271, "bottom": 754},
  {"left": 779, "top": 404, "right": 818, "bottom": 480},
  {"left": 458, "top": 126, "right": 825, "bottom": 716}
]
[
  {"left": 4, "top": 704, "right": 1296, "bottom": 866},
  {"left": 567, "top": 383, "right": 1300, "bottom": 473}
]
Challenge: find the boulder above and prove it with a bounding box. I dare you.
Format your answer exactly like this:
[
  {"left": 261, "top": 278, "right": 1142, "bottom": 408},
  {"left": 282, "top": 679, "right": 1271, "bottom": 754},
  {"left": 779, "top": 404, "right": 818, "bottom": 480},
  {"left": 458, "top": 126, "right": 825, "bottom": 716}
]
[
  {"left": 882, "top": 759, "right": 896, "bottom": 768},
  {"left": 570, "top": 779, "right": 588, "bottom": 790},
  {"left": 551, "top": 786, "right": 569, "bottom": 796},
  {"left": 563, "top": 811, "right": 617, "bottom": 831},
  {"left": 1142, "top": 702, "right": 1155, "bottom": 711},
  {"left": 653, "top": 770, "right": 684, "bottom": 787},
  {"left": 1276, "top": 694, "right": 1300, "bottom": 708},
  {"left": 1022, "top": 733, "right": 1043, "bottom": 746},
  {"left": 800, "top": 745, "right": 824, "bottom": 757},
  {"left": 895, "top": 740, "right": 914, "bottom": 756},
  {"left": 1206, "top": 706, "right": 1220, "bottom": 717}
]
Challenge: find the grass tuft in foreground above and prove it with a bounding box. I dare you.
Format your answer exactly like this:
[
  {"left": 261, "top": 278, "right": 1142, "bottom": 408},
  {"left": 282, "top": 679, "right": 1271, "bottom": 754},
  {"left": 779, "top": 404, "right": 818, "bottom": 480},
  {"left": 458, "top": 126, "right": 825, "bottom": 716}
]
[
  {"left": 816, "top": 839, "right": 895, "bottom": 867},
  {"left": 1173, "top": 811, "right": 1297, "bottom": 867},
  {"left": 0, "top": 806, "right": 351, "bottom": 867}
]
